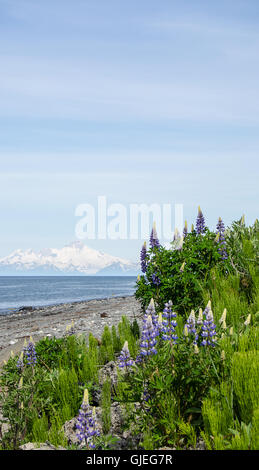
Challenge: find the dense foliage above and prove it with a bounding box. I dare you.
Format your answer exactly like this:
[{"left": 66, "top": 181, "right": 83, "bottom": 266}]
[{"left": 0, "top": 211, "right": 258, "bottom": 450}]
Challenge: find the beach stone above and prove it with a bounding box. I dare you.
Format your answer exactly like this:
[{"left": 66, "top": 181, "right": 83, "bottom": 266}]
[{"left": 98, "top": 360, "right": 119, "bottom": 388}]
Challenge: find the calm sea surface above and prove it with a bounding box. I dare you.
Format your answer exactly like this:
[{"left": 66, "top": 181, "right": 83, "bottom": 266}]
[{"left": 0, "top": 276, "right": 137, "bottom": 315}]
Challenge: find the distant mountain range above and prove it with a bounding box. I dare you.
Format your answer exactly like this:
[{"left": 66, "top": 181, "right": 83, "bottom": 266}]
[{"left": 0, "top": 241, "right": 139, "bottom": 276}]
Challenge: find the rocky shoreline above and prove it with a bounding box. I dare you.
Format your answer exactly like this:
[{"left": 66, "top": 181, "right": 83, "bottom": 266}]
[{"left": 0, "top": 295, "right": 142, "bottom": 366}]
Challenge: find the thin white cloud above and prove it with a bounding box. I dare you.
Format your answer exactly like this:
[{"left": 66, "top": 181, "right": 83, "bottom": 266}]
[{"left": 0, "top": 54, "right": 258, "bottom": 124}]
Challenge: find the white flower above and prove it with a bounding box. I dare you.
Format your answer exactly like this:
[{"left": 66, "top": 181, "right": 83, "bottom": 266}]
[
  {"left": 197, "top": 308, "right": 203, "bottom": 325},
  {"left": 219, "top": 308, "right": 227, "bottom": 324},
  {"left": 184, "top": 325, "right": 189, "bottom": 337},
  {"left": 122, "top": 341, "right": 130, "bottom": 354}
]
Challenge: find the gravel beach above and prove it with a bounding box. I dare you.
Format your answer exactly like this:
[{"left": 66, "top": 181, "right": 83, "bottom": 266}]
[{"left": 0, "top": 295, "right": 142, "bottom": 366}]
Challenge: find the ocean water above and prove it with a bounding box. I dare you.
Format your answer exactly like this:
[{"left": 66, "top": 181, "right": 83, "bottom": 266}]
[{"left": 0, "top": 276, "right": 137, "bottom": 315}]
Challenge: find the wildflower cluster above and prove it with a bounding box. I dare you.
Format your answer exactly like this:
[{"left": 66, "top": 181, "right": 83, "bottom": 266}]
[
  {"left": 137, "top": 206, "right": 226, "bottom": 315},
  {"left": 183, "top": 302, "right": 217, "bottom": 348}
]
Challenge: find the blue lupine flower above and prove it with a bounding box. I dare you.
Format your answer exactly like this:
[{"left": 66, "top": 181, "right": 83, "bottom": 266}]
[
  {"left": 161, "top": 301, "right": 178, "bottom": 343},
  {"left": 216, "top": 217, "right": 228, "bottom": 260},
  {"left": 145, "top": 298, "right": 159, "bottom": 330},
  {"left": 200, "top": 306, "right": 217, "bottom": 347},
  {"left": 118, "top": 341, "right": 134, "bottom": 369},
  {"left": 184, "top": 310, "right": 198, "bottom": 344},
  {"left": 24, "top": 337, "right": 37, "bottom": 366},
  {"left": 140, "top": 242, "right": 148, "bottom": 273},
  {"left": 151, "top": 272, "right": 161, "bottom": 286},
  {"left": 150, "top": 222, "right": 160, "bottom": 249},
  {"left": 142, "top": 382, "right": 151, "bottom": 411},
  {"left": 16, "top": 352, "right": 24, "bottom": 371},
  {"left": 76, "top": 390, "right": 100, "bottom": 449},
  {"left": 139, "top": 314, "right": 159, "bottom": 357},
  {"left": 137, "top": 299, "right": 160, "bottom": 362},
  {"left": 196, "top": 206, "right": 206, "bottom": 234}
]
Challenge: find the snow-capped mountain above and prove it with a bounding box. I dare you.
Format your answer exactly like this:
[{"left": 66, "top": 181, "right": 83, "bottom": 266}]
[{"left": 0, "top": 241, "right": 139, "bottom": 275}]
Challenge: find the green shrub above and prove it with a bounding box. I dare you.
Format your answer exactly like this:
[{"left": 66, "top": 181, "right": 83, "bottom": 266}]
[
  {"left": 232, "top": 350, "right": 259, "bottom": 424},
  {"left": 136, "top": 228, "right": 224, "bottom": 316}
]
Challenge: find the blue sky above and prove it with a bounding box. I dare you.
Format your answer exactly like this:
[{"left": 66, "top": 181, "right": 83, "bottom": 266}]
[{"left": 0, "top": 0, "right": 258, "bottom": 261}]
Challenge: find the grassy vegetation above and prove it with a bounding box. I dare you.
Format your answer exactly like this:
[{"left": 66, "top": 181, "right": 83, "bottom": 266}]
[{"left": 0, "top": 214, "right": 258, "bottom": 450}]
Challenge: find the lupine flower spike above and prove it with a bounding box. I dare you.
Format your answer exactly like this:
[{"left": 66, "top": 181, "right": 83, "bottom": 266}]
[
  {"left": 219, "top": 308, "right": 227, "bottom": 325},
  {"left": 183, "top": 221, "right": 188, "bottom": 239},
  {"left": 76, "top": 389, "right": 100, "bottom": 448},
  {"left": 150, "top": 222, "right": 160, "bottom": 248},
  {"left": 118, "top": 341, "right": 134, "bottom": 369},
  {"left": 17, "top": 351, "right": 24, "bottom": 371},
  {"left": 184, "top": 310, "right": 198, "bottom": 344},
  {"left": 140, "top": 241, "right": 148, "bottom": 273},
  {"left": 196, "top": 206, "right": 206, "bottom": 234},
  {"left": 161, "top": 301, "right": 178, "bottom": 343},
  {"left": 197, "top": 308, "right": 203, "bottom": 325},
  {"left": 216, "top": 217, "right": 228, "bottom": 260},
  {"left": 201, "top": 306, "right": 217, "bottom": 347},
  {"left": 24, "top": 336, "right": 37, "bottom": 366},
  {"left": 139, "top": 315, "right": 159, "bottom": 358}
]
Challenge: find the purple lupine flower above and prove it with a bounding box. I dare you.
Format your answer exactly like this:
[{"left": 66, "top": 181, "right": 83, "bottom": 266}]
[
  {"left": 24, "top": 337, "right": 37, "bottom": 366},
  {"left": 16, "top": 352, "right": 24, "bottom": 371},
  {"left": 150, "top": 222, "right": 160, "bottom": 249},
  {"left": 140, "top": 241, "right": 148, "bottom": 273},
  {"left": 184, "top": 310, "right": 198, "bottom": 345},
  {"left": 142, "top": 382, "right": 151, "bottom": 410},
  {"left": 136, "top": 298, "right": 159, "bottom": 363},
  {"left": 118, "top": 341, "right": 134, "bottom": 369},
  {"left": 145, "top": 298, "right": 159, "bottom": 330},
  {"left": 139, "top": 314, "right": 159, "bottom": 357},
  {"left": 161, "top": 300, "right": 178, "bottom": 343},
  {"left": 76, "top": 390, "right": 100, "bottom": 449},
  {"left": 196, "top": 206, "right": 206, "bottom": 235},
  {"left": 216, "top": 217, "right": 228, "bottom": 260},
  {"left": 151, "top": 272, "right": 161, "bottom": 286},
  {"left": 183, "top": 221, "right": 188, "bottom": 239},
  {"left": 200, "top": 306, "right": 217, "bottom": 347}
]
